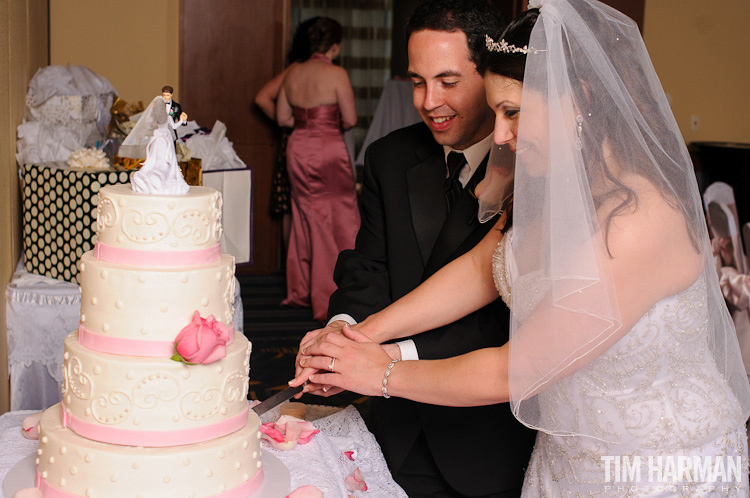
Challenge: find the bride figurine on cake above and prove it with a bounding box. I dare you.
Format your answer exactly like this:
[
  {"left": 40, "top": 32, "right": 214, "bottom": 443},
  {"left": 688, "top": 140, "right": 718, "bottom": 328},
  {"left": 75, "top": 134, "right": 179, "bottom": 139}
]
[{"left": 119, "top": 90, "right": 189, "bottom": 195}]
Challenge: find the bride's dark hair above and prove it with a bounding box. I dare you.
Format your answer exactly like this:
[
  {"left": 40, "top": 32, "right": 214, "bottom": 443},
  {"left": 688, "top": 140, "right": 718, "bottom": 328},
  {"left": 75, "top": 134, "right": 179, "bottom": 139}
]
[
  {"left": 479, "top": 7, "right": 699, "bottom": 254},
  {"left": 307, "top": 17, "right": 342, "bottom": 55}
]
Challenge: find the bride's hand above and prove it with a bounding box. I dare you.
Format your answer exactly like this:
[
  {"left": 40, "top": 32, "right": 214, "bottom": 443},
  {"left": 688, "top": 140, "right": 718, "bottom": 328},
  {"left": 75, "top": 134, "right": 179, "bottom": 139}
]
[{"left": 295, "top": 325, "right": 392, "bottom": 397}]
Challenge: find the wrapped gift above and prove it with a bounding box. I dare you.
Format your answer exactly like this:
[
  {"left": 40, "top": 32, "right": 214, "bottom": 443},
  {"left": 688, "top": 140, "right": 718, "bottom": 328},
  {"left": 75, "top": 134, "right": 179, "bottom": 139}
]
[
  {"left": 20, "top": 162, "right": 131, "bottom": 283},
  {"left": 203, "top": 167, "right": 253, "bottom": 264}
]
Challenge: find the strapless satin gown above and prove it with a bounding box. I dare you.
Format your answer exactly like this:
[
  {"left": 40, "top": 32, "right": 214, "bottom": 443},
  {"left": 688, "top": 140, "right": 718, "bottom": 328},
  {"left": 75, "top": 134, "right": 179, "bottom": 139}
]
[
  {"left": 492, "top": 229, "right": 749, "bottom": 497},
  {"left": 282, "top": 104, "right": 360, "bottom": 322}
]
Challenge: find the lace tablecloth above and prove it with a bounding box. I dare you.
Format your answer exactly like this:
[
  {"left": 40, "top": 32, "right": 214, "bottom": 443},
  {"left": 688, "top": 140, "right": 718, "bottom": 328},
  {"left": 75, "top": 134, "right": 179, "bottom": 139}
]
[
  {"left": 0, "top": 405, "right": 406, "bottom": 498},
  {"left": 5, "top": 262, "right": 244, "bottom": 411}
]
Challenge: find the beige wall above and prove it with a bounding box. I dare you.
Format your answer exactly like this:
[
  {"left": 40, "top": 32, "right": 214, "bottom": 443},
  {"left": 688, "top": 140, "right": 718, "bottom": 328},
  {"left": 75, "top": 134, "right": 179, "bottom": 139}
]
[
  {"left": 50, "top": 0, "right": 180, "bottom": 104},
  {"left": 0, "top": 0, "right": 49, "bottom": 414},
  {"left": 644, "top": 0, "right": 750, "bottom": 143}
]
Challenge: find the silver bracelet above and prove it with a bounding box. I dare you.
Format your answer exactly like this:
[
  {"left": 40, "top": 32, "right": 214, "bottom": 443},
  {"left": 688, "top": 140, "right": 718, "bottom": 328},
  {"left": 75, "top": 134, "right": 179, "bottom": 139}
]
[{"left": 381, "top": 359, "right": 400, "bottom": 399}]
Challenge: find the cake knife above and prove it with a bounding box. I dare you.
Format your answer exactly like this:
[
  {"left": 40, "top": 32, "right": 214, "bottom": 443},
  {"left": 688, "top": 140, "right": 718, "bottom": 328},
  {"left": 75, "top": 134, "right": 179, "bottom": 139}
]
[{"left": 251, "top": 383, "right": 305, "bottom": 416}]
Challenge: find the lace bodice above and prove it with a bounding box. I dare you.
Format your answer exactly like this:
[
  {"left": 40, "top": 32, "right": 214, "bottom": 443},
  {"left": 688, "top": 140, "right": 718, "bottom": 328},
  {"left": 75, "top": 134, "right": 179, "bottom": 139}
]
[{"left": 491, "top": 230, "right": 748, "bottom": 496}]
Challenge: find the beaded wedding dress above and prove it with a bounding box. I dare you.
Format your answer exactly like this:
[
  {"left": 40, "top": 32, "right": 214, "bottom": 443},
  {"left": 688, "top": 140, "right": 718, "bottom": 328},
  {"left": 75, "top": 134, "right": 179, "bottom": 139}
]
[{"left": 493, "top": 231, "right": 749, "bottom": 497}]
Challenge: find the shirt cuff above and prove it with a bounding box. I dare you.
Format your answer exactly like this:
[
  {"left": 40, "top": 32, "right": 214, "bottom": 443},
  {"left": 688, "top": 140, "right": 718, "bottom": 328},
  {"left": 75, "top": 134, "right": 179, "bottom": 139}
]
[
  {"left": 397, "top": 339, "right": 419, "bottom": 361},
  {"left": 327, "top": 314, "right": 357, "bottom": 326}
]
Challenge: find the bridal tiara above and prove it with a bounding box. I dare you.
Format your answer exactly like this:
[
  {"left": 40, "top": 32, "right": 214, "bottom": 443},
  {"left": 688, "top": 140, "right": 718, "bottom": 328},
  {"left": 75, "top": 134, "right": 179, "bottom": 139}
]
[{"left": 485, "top": 34, "right": 544, "bottom": 54}]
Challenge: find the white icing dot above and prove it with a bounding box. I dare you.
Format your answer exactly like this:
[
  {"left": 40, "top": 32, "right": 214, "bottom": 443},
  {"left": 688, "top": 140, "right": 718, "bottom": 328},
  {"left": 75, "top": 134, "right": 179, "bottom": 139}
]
[
  {"left": 163, "top": 476, "right": 171, "bottom": 484},
  {"left": 220, "top": 406, "right": 227, "bottom": 415},
  {"left": 110, "top": 474, "right": 118, "bottom": 482},
  {"left": 70, "top": 466, "right": 78, "bottom": 475},
  {"left": 132, "top": 462, "right": 140, "bottom": 470},
  {"left": 117, "top": 235, "right": 124, "bottom": 243},
  {"left": 58, "top": 477, "right": 66, "bottom": 487},
  {"left": 218, "top": 450, "right": 225, "bottom": 459},
  {"left": 140, "top": 328, "right": 148, "bottom": 336},
  {"left": 85, "top": 489, "right": 94, "bottom": 497},
  {"left": 102, "top": 323, "right": 109, "bottom": 332},
  {"left": 170, "top": 241, "right": 178, "bottom": 248},
  {"left": 256, "top": 461, "right": 262, "bottom": 469},
  {"left": 48, "top": 456, "right": 55, "bottom": 464},
  {"left": 35, "top": 458, "right": 40, "bottom": 465},
  {"left": 168, "top": 201, "right": 176, "bottom": 209},
  {"left": 93, "top": 366, "right": 101, "bottom": 375},
  {"left": 160, "top": 305, "right": 168, "bottom": 312},
  {"left": 84, "top": 454, "right": 93, "bottom": 463},
  {"left": 219, "top": 484, "right": 226, "bottom": 492},
  {"left": 41, "top": 471, "right": 47, "bottom": 479},
  {"left": 216, "top": 272, "right": 222, "bottom": 281},
  {"left": 90, "top": 297, "right": 97, "bottom": 305},
  {"left": 80, "top": 314, "right": 86, "bottom": 323},
  {"left": 234, "top": 461, "right": 241, "bottom": 469},
  {"left": 137, "top": 274, "right": 146, "bottom": 283},
  {"left": 41, "top": 436, "right": 48, "bottom": 444},
  {"left": 126, "top": 372, "right": 135, "bottom": 380},
  {"left": 202, "top": 298, "right": 209, "bottom": 306},
  {"left": 242, "top": 441, "right": 248, "bottom": 449},
  {"left": 256, "top": 432, "right": 261, "bottom": 440},
  {"left": 252, "top": 451, "right": 258, "bottom": 458},
  {"left": 115, "top": 300, "right": 124, "bottom": 309},
  {"left": 65, "top": 395, "right": 71, "bottom": 404},
  {"left": 216, "top": 365, "right": 223, "bottom": 374},
  {"left": 181, "top": 275, "right": 189, "bottom": 283},
  {"left": 118, "top": 199, "right": 125, "bottom": 207},
  {"left": 243, "top": 473, "right": 250, "bottom": 480},
  {"left": 172, "top": 415, "right": 180, "bottom": 422},
  {"left": 64, "top": 352, "right": 69, "bottom": 360},
  {"left": 100, "top": 270, "right": 108, "bottom": 279},
  {"left": 206, "top": 470, "right": 213, "bottom": 478},
  {"left": 37, "top": 449, "right": 43, "bottom": 456},
  {"left": 182, "top": 371, "right": 190, "bottom": 380},
  {"left": 183, "top": 458, "right": 191, "bottom": 466},
  {"left": 133, "top": 418, "right": 141, "bottom": 426},
  {"left": 60, "top": 446, "right": 67, "bottom": 454}
]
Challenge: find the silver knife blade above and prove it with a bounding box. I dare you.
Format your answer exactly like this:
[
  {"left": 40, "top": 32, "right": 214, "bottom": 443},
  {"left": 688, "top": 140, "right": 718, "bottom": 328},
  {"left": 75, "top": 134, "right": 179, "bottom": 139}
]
[{"left": 251, "top": 384, "right": 304, "bottom": 416}]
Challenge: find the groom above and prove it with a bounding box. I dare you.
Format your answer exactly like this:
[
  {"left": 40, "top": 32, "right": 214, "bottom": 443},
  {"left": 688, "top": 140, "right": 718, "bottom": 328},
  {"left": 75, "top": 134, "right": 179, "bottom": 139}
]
[
  {"left": 317, "top": 1, "right": 536, "bottom": 496},
  {"left": 161, "top": 85, "right": 187, "bottom": 141}
]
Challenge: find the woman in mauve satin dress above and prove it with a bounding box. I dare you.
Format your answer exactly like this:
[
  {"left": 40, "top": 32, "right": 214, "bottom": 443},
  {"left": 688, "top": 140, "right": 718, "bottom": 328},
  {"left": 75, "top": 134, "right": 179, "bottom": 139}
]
[{"left": 276, "top": 17, "right": 360, "bottom": 322}]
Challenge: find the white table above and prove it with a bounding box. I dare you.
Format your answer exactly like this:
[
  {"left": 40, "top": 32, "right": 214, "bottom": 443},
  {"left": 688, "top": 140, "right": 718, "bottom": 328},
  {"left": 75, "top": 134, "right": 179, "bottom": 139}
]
[
  {"left": 5, "top": 262, "right": 244, "bottom": 411},
  {"left": 0, "top": 405, "right": 406, "bottom": 497}
]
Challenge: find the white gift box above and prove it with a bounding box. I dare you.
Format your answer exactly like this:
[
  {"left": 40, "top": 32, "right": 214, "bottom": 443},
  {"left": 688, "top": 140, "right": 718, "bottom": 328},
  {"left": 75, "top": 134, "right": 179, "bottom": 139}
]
[{"left": 202, "top": 167, "right": 253, "bottom": 264}]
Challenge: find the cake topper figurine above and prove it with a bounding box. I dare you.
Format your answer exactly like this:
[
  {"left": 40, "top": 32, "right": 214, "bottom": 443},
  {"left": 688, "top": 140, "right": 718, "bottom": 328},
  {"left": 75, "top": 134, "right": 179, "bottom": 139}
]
[{"left": 119, "top": 86, "right": 190, "bottom": 195}]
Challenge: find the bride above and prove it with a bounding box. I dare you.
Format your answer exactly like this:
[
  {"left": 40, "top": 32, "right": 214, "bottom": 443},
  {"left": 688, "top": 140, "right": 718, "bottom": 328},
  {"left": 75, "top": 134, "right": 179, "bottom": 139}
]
[
  {"left": 293, "top": 0, "right": 750, "bottom": 495},
  {"left": 121, "top": 95, "right": 189, "bottom": 195}
]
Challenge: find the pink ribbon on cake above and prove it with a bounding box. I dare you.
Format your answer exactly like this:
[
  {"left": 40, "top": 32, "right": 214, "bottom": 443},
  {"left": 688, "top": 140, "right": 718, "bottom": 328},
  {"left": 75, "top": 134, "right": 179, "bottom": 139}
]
[
  {"left": 36, "top": 468, "right": 264, "bottom": 498},
  {"left": 78, "top": 324, "right": 235, "bottom": 357},
  {"left": 60, "top": 402, "right": 250, "bottom": 447},
  {"left": 94, "top": 240, "right": 221, "bottom": 267}
]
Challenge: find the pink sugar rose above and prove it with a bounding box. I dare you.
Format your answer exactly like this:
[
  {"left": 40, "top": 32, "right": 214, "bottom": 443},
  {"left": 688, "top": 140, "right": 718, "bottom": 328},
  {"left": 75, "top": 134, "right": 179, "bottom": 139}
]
[
  {"left": 171, "top": 311, "right": 232, "bottom": 364},
  {"left": 260, "top": 415, "right": 320, "bottom": 451},
  {"left": 285, "top": 485, "right": 324, "bottom": 498}
]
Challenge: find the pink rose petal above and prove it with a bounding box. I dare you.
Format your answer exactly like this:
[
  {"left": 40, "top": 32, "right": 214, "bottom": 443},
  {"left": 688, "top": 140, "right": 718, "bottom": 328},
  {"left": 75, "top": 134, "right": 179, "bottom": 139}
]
[
  {"left": 285, "top": 485, "right": 324, "bottom": 498},
  {"left": 21, "top": 413, "right": 42, "bottom": 440},
  {"left": 345, "top": 467, "right": 367, "bottom": 492},
  {"left": 344, "top": 450, "right": 355, "bottom": 461}
]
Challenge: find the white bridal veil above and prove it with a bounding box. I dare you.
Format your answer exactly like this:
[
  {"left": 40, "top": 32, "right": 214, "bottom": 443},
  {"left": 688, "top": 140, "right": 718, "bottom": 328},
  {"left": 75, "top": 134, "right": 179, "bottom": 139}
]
[{"left": 501, "top": 0, "right": 750, "bottom": 442}]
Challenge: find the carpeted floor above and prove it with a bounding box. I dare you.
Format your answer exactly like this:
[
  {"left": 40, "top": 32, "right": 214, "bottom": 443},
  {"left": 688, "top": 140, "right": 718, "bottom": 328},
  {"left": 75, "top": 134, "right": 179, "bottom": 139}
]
[{"left": 238, "top": 271, "right": 369, "bottom": 410}]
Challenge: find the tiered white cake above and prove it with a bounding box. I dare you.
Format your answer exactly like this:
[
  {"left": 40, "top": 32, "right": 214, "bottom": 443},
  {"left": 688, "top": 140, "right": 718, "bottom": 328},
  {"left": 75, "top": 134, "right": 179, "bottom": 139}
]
[{"left": 34, "top": 185, "right": 263, "bottom": 497}]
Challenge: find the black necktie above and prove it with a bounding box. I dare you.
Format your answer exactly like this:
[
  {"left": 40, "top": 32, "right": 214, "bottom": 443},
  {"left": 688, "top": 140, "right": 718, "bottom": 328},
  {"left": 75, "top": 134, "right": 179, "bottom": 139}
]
[{"left": 445, "top": 151, "right": 466, "bottom": 211}]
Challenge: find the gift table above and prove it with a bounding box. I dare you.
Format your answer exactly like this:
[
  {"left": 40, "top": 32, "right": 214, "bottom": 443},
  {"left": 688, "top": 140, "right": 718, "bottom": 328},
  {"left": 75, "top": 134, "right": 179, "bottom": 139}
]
[
  {"left": 0, "top": 405, "right": 406, "bottom": 497},
  {"left": 5, "top": 261, "right": 244, "bottom": 411}
]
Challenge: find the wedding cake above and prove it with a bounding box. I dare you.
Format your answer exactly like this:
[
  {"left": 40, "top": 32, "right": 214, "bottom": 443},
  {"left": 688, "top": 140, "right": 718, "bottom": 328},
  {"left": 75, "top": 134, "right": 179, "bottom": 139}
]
[{"left": 32, "top": 184, "right": 263, "bottom": 497}]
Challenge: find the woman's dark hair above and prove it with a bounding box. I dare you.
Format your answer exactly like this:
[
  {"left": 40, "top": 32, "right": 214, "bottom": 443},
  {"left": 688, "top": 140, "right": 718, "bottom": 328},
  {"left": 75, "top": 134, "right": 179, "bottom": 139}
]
[
  {"left": 288, "top": 17, "right": 317, "bottom": 64},
  {"left": 307, "top": 17, "right": 343, "bottom": 55},
  {"left": 480, "top": 6, "right": 698, "bottom": 254},
  {"left": 406, "top": 0, "right": 505, "bottom": 70},
  {"left": 477, "top": 9, "right": 539, "bottom": 81}
]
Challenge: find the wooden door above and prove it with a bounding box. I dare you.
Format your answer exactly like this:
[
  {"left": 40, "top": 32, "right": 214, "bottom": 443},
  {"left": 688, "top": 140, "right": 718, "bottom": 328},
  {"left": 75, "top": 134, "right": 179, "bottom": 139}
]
[{"left": 180, "top": 0, "right": 290, "bottom": 274}]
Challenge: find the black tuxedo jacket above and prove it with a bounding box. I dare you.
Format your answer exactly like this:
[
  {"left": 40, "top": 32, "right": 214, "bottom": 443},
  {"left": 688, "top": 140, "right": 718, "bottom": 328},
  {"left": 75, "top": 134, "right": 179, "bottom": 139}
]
[
  {"left": 328, "top": 122, "right": 535, "bottom": 496},
  {"left": 167, "top": 100, "right": 185, "bottom": 140}
]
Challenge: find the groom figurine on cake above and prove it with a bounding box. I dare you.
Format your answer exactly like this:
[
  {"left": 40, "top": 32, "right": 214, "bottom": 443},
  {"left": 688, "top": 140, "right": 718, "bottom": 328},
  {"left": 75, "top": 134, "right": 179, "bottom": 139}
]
[
  {"left": 296, "top": 1, "right": 536, "bottom": 497},
  {"left": 161, "top": 85, "right": 188, "bottom": 141}
]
